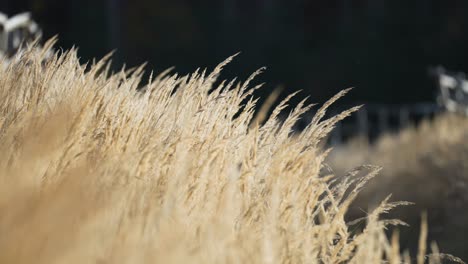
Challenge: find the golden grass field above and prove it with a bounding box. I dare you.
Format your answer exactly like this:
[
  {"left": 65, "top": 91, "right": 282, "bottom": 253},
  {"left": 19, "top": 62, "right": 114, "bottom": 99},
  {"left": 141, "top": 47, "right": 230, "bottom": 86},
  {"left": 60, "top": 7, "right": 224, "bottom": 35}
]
[
  {"left": 328, "top": 114, "right": 468, "bottom": 262},
  {"left": 0, "top": 39, "right": 463, "bottom": 263}
]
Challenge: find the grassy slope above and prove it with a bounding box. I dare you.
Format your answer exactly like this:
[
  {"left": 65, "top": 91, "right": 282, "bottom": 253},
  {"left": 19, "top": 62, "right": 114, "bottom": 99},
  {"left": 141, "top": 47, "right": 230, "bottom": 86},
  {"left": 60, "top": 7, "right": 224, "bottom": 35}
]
[{"left": 328, "top": 114, "right": 468, "bottom": 261}]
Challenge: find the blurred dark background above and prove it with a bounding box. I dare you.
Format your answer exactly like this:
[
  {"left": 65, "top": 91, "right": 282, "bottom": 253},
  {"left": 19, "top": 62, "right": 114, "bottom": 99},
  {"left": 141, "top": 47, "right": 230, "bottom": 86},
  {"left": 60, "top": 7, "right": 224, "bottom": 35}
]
[{"left": 0, "top": 0, "right": 467, "bottom": 106}]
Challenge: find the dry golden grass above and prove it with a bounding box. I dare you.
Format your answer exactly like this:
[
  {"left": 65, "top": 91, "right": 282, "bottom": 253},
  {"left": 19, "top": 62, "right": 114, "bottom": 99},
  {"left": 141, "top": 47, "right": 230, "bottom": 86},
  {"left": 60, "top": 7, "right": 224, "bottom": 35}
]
[
  {"left": 328, "top": 114, "right": 468, "bottom": 262},
  {"left": 0, "top": 39, "right": 460, "bottom": 263}
]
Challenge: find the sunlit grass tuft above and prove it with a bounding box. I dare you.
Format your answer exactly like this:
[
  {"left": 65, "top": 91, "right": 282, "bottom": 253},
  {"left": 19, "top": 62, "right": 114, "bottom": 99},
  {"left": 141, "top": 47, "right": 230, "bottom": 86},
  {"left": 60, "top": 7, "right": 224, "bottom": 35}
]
[{"left": 0, "top": 39, "right": 459, "bottom": 263}]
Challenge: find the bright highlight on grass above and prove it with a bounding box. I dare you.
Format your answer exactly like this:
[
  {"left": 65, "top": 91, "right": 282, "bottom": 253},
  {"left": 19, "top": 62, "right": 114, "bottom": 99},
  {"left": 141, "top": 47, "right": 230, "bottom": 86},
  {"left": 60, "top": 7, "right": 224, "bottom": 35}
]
[{"left": 0, "top": 39, "right": 462, "bottom": 263}]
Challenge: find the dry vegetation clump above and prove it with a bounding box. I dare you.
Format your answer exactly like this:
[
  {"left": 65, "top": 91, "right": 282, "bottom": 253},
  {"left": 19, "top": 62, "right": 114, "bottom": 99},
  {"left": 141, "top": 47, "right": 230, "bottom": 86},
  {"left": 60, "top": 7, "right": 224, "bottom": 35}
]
[
  {"left": 328, "top": 114, "right": 468, "bottom": 262},
  {"left": 0, "top": 39, "right": 459, "bottom": 263}
]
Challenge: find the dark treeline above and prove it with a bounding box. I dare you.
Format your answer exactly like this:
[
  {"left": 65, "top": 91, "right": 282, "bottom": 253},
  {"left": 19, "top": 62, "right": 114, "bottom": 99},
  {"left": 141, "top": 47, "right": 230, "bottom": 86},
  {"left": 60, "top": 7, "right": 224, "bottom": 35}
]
[{"left": 0, "top": 0, "right": 468, "bottom": 105}]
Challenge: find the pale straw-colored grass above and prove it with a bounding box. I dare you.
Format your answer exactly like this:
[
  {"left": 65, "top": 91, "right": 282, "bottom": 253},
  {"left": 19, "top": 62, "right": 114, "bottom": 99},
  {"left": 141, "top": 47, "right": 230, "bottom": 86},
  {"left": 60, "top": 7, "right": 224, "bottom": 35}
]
[
  {"left": 0, "top": 39, "right": 458, "bottom": 263},
  {"left": 329, "top": 114, "right": 468, "bottom": 263}
]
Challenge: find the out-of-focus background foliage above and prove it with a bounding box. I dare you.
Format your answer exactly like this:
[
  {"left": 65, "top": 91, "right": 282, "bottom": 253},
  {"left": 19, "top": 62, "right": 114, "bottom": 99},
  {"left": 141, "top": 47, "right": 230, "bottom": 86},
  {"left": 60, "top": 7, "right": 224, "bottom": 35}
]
[{"left": 2, "top": 0, "right": 468, "bottom": 105}]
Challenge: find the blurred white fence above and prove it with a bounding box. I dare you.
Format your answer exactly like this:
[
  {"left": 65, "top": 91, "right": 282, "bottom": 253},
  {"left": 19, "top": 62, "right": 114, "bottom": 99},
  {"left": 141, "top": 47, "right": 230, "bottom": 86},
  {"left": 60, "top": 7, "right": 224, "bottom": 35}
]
[
  {"left": 325, "top": 103, "right": 442, "bottom": 145},
  {"left": 0, "top": 12, "right": 41, "bottom": 59},
  {"left": 433, "top": 66, "right": 468, "bottom": 115},
  {"left": 289, "top": 102, "right": 442, "bottom": 146}
]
